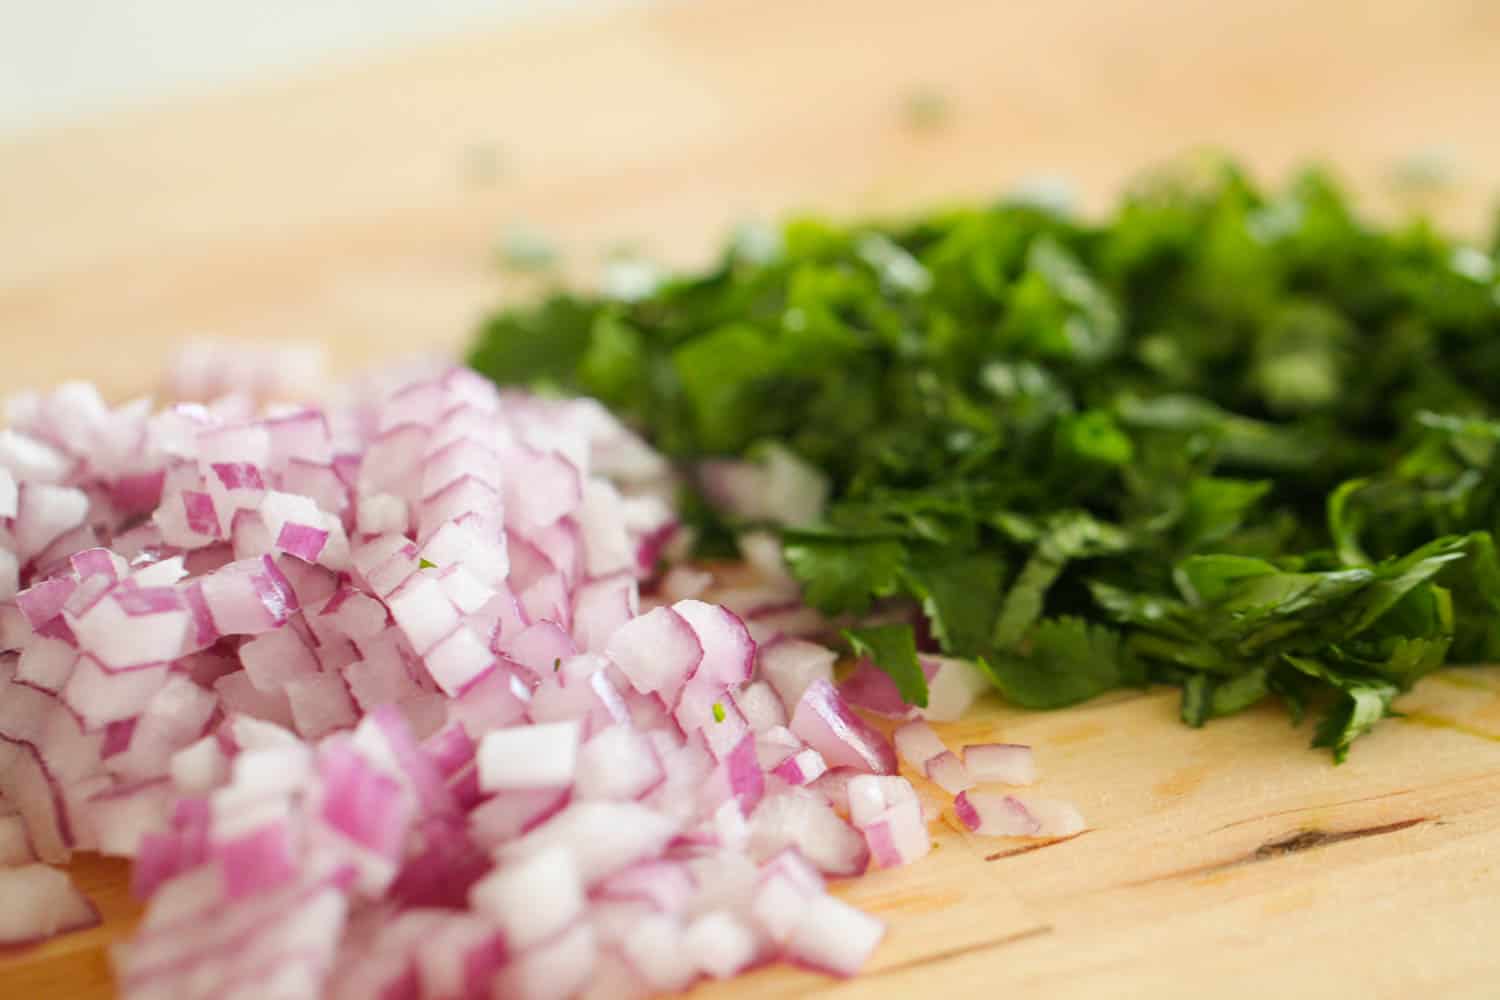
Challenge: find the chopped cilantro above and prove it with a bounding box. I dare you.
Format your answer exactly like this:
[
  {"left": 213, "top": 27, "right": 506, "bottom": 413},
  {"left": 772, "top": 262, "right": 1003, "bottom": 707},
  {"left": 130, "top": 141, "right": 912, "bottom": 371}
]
[
  {"left": 418, "top": 558, "right": 438, "bottom": 570},
  {"left": 901, "top": 88, "right": 952, "bottom": 132},
  {"left": 496, "top": 223, "right": 558, "bottom": 272},
  {"left": 470, "top": 158, "right": 1500, "bottom": 759},
  {"left": 712, "top": 702, "right": 726, "bottom": 723},
  {"left": 845, "top": 623, "right": 928, "bottom": 708}
]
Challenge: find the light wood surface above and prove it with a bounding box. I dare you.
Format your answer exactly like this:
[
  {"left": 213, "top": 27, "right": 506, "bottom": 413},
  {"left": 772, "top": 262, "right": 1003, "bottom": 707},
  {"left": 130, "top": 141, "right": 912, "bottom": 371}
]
[{"left": 3, "top": 1, "right": 1500, "bottom": 997}]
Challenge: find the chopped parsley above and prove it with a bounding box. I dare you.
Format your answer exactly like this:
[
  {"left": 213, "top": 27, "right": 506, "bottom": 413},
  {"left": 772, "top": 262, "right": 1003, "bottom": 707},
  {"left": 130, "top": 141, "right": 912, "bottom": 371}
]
[{"left": 469, "top": 159, "right": 1500, "bottom": 759}]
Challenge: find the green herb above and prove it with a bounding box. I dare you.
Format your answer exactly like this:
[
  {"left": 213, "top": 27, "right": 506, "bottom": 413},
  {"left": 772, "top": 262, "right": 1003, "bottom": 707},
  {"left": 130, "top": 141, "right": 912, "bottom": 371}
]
[
  {"left": 844, "top": 623, "right": 928, "bottom": 707},
  {"left": 496, "top": 223, "right": 558, "bottom": 272},
  {"left": 418, "top": 558, "right": 438, "bottom": 570},
  {"left": 901, "top": 88, "right": 952, "bottom": 132},
  {"left": 1388, "top": 146, "right": 1456, "bottom": 194},
  {"left": 712, "top": 702, "right": 726, "bottom": 723},
  {"left": 469, "top": 157, "right": 1500, "bottom": 759},
  {"left": 553, "top": 658, "right": 562, "bottom": 673}
]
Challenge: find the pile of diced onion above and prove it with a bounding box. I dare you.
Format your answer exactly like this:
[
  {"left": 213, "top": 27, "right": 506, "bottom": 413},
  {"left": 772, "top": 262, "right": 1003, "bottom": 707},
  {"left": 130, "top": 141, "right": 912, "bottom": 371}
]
[{"left": 0, "top": 359, "right": 1082, "bottom": 999}]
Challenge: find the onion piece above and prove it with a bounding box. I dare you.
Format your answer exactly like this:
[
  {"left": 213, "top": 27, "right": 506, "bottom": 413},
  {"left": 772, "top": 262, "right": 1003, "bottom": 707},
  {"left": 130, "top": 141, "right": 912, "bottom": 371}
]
[
  {"left": 924, "top": 750, "right": 973, "bottom": 794},
  {"left": 605, "top": 606, "right": 702, "bottom": 706},
  {"left": 757, "top": 640, "right": 836, "bottom": 713},
  {"left": 470, "top": 845, "right": 584, "bottom": 950},
  {"left": 477, "top": 721, "right": 580, "bottom": 792},
  {"left": 892, "top": 719, "right": 948, "bottom": 771},
  {"left": 575, "top": 725, "right": 664, "bottom": 801},
  {"left": 962, "top": 742, "right": 1037, "bottom": 786},
  {"left": 953, "top": 791, "right": 1042, "bottom": 837},
  {"left": 914, "top": 656, "right": 990, "bottom": 722},
  {"left": 0, "top": 864, "right": 99, "bottom": 944},
  {"left": 1023, "top": 797, "right": 1087, "bottom": 837},
  {"left": 747, "top": 787, "right": 869, "bottom": 877},
  {"left": 789, "top": 679, "right": 897, "bottom": 775},
  {"left": 782, "top": 892, "right": 885, "bottom": 978}
]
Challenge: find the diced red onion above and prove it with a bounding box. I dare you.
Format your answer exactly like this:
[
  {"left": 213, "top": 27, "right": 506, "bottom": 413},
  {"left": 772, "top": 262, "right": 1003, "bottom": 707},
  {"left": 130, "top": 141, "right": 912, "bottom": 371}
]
[
  {"left": 575, "top": 724, "right": 664, "bottom": 801},
  {"left": 478, "top": 721, "right": 580, "bottom": 792},
  {"left": 924, "top": 750, "right": 974, "bottom": 794},
  {"left": 470, "top": 845, "right": 584, "bottom": 949},
  {"left": 1023, "top": 797, "right": 1087, "bottom": 837},
  {"left": 757, "top": 639, "right": 836, "bottom": 713},
  {"left": 790, "top": 679, "right": 898, "bottom": 775},
  {"left": 747, "top": 787, "right": 869, "bottom": 877},
  {"left": 604, "top": 606, "right": 702, "bottom": 705},
  {"left": 893, "top": 719, "right": 948, "bottom": 771},
  {"left": 0, "top": 864, "right": 99, "bottom": 944},
  {"left": 962, "top": 742, "right": 1037, "bottom": 785},
  {"left": 914, "top": 655, "right": 990, "bottom": 722},
  {"left": 498, "top": 800, "right": 680, "bottom": 885},
  {"left": 953, "top": 791, "right": 1042, "bottom": 837},
  {"left": 0, "top": 362, "right": 1082, "bottom": 997},
  {"left": 671, "top": 599, "right": 755, "bottom": 687},
  {"left": 780, "top": 892, "right": 885, "bottom": 978}
]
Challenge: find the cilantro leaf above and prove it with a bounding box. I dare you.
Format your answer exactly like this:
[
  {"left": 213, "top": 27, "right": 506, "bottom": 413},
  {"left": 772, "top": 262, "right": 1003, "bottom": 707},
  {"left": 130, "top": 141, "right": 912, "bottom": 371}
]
[
  {"left": 901, "top": 550, "right": 1007, "bottom": 656},
  {"left": 782, "top": 536, "right": 906, "bottom": 617},
  {"left": 844, "top": 623, "right": 928, "bottom": 708},
  {"left": 980, "top": 617, "right": 1122, "bottom": 709}
]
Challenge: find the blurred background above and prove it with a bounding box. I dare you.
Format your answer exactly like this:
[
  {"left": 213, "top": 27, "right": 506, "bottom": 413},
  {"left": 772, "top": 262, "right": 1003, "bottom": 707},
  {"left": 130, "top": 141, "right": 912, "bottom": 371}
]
[{"left": 2, "top": 0, "right": 1498, "bottom": 396}]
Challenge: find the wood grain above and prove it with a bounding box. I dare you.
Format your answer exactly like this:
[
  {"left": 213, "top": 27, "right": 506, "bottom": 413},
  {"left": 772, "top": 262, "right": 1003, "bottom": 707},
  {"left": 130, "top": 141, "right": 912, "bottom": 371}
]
[{"left": 2, "top": 0, "right": 1500, "bottom": 997}]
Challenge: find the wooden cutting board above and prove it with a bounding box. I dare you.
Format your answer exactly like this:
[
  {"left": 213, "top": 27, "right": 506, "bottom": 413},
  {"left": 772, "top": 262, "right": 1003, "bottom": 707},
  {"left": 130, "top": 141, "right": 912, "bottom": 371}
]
[{"left": 3, "top": 1, "right": 1500, "bottom": 996}]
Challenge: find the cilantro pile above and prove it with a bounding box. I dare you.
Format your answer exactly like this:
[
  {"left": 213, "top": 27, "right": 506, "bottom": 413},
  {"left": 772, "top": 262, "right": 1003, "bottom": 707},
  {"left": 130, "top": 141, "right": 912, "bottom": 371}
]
[{"left": 469, "top": 162, "right": 1500, "bottom": 759}]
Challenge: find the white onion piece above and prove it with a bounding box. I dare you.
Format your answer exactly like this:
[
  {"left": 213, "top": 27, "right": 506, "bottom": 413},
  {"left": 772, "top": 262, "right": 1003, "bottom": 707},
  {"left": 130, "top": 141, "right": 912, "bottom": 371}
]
[
  {"left": 0, "top": 430, "right": 71, "bottom": 485},
  {"left": 914, "top": 655, "right": 990, "bottom": 722},
  {"left": 757, "top": 639, "right": 836, "bottom": 712},
  {"left": 699, "top": 444, "right": 828, "bottom": 527},
  {"left": 847, "top": 775, "right": 919, "bottom": 829},
  {"left": 686, "top": 910, "right": 760, "bottom": 979},
  {"left": 732, "top": 679, "right": 788, "bottom": 732},
  {"left": 770, "top": 746, "right": 828, "bottom": 787},
  {"left": 1023, "top": 797, "right": 1088, "bottom": 837},
  {"left": 963, "top": 742, "right": 1037, "bottom": 785},
  {"left": 954, "top": 791, "right": 1042, "bottom": 837},
  {"left": 0, "top": 865, "right": 99, "bottom": 944},
  {"left": 781, "top": 892, "right": 885, "bottom": 978},
  {"left": 595, "top": 859, "right": 697, "bottom": 913},
  {"left": 671, "top": 599, "right": 755, "bottom": 687},
  {"left": 893, "top": 719, "right": 948, "bottom": 771},
  {"left": 747, "top": 787, "right": 869, "bottom": 877},
  {"left": 470, "top": 846, "right": 584, "bottom": 949},
  {"left": 0, "top": 466, "right": 20, "bottom": 518},
  {"left": 478, "top": 721, "right": 580, "bottom": 792},
  {"left": 0, "top": 550, "right": 18, "bottom": 602},
  {"left": 924, "top": 750, "right": 974, "bottom": 794},
  {"left": 493, "top": 921, "right": 598, "bottom": 1000},
  {"left": 575, "top": 725, "right": 664, "bottom": 802},
  {"left": 790, "top": 679, "right": 898, "bottom": 775},
  {"left": 499, "top": 800, "right": 680, "bottom": 885},
  {"left": 605, "top": 606, "right": 702, "bottom": 705}
]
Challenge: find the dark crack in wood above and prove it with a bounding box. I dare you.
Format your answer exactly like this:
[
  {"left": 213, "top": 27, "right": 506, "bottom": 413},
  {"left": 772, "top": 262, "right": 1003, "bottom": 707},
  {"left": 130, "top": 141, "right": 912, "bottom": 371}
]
[
  {"left": 1123, "top": 816, "right": 1429, "bottom": 887},
  {"left": 984, "top": 831, "right": 1089, "bottom": 861}
]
